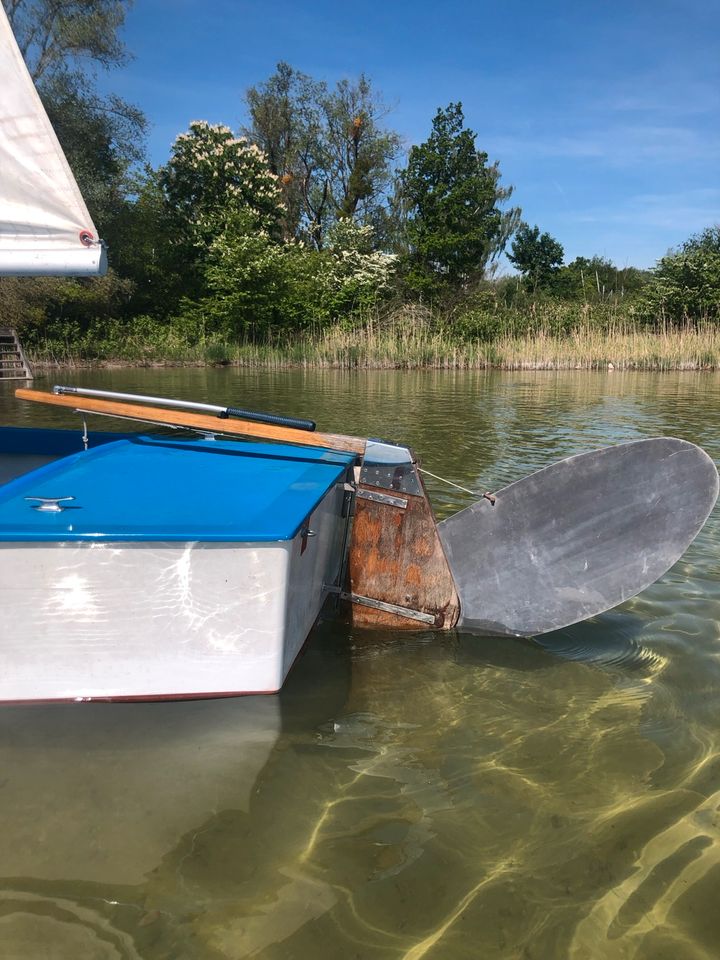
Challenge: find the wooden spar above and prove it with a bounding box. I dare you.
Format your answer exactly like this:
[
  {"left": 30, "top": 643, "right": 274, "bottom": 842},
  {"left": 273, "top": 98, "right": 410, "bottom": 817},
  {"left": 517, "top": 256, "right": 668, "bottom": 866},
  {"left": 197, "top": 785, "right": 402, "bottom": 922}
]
[
  {"left": 346, "top": 463, "right": 460, "bottom": 630},
  {"left": 15, "top": 387, "right": 461, "bottom": 630},
  {"left": 14, "top": 388, "right": 367, "bottom": 455}
]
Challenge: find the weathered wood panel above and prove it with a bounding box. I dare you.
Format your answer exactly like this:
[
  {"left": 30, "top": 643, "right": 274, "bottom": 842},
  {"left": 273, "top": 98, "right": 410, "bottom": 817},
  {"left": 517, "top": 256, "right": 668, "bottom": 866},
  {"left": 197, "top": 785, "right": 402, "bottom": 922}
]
[{"left": 347, "top": 468, "right": 460, "bottom": 630}]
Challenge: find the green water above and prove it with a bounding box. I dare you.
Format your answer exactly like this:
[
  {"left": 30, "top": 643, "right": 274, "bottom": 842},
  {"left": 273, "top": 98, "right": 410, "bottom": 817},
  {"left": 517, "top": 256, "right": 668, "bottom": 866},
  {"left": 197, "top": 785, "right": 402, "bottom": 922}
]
[{"left": 1, "top": 368, "right": 719, "bottom": 959}]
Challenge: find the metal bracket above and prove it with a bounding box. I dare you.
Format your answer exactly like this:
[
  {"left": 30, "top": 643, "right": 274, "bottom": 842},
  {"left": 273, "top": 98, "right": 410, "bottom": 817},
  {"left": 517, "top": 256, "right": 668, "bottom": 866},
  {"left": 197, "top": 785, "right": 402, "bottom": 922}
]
[
  {"left": 356, "top": 489, "right": 408, "bottom": 510},
  {"left": 325, "top": 587, "right": 437, "bottom": 625},
  {"left": 358, "top": 462, "right": 423, "bottom": 496}
]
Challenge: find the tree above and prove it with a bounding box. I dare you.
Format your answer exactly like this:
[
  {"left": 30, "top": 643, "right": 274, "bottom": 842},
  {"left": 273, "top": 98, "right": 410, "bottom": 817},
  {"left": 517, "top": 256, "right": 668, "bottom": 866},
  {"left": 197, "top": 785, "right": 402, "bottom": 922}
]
[
  {"left": 639, "top": 225, "right": 720, "bottom": 324},
  {"left": 202, "top": 217, "right": 397, "bottom": 338},
  {"left": 4, "top": 0, "right": 130, "bottom": 82},
  {"left": 323, "top": 75, "right": 401, "bottom": 224},
  {"left": 245, "top": 64, "right": 400, "bottom": 249},
  {"left": 319, "top": 219, "right": 398, "bottom": 314},
  {"left": 107, "top": 168, "right": 186, "bottom": 316},
  {"left": 159, "top": 121, "right": 283, "bottom": 246},
  {"left": 551, "top": 255, "right": 647, "bottom": 302},
  {"left": 508, "top": 223, "right": 564, "bottom": 291},
  {"left": 153, "top": 121, "right": 284, "bottom": 305},
  {"left": 399, "top": 103, "right": 520, "bottom": 296},
  {"left": 245, "top": 63, "right": 322, "bottom": 241}
]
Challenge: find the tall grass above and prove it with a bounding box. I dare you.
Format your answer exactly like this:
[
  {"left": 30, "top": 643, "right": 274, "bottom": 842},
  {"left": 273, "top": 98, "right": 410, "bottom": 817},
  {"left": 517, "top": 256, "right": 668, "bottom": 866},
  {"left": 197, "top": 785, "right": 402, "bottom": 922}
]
[
  {"left": 494, "top": 322, "right": 720, "bottom": 371},
  {"left": 27, "top": 308, "right": 720, "bottom": 371}
]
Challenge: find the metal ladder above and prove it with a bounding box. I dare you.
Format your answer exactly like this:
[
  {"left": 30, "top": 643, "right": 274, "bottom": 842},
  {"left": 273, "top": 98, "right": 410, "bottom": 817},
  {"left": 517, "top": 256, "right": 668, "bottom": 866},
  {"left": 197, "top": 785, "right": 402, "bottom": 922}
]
[{"left": 0, "top": 327, "right": 33, "bottom": 380}]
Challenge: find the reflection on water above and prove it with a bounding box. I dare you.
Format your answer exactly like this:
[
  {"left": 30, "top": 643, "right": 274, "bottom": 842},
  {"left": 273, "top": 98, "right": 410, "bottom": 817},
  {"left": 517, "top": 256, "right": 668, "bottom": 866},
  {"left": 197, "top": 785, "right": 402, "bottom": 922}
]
[{"left": 1, "top": 369, "right": 719, "bottom": 958}]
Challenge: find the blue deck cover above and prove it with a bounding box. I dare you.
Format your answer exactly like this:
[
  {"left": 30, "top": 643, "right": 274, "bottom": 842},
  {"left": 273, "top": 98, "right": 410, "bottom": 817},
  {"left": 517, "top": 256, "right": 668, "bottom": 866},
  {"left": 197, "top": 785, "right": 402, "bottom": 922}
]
[{"left": 0, "top": 432, "right": 355, "bottom": 542}]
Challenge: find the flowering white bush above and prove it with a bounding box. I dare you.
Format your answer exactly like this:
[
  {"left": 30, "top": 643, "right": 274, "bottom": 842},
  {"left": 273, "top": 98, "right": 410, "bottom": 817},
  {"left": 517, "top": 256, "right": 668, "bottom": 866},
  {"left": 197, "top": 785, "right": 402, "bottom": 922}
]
[
  {"left": 321, "top": 219, "right": 397, "bottom": 305},
  {"left": 161, "top": 121, "right": 283, "bottom": 244},
  {"left": 165, "top": 131, "right": 398, "bottom": 334}
]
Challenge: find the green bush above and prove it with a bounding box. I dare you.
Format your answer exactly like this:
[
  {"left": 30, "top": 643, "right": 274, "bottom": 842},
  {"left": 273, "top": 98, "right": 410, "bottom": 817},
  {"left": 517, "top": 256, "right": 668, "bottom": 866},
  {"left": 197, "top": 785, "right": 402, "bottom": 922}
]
[
  {"left": 638, "top": 226, "right": 720, "bottom": 325},
  {"left": 199, "top": 216, "right": 397, "bottom": 337}
]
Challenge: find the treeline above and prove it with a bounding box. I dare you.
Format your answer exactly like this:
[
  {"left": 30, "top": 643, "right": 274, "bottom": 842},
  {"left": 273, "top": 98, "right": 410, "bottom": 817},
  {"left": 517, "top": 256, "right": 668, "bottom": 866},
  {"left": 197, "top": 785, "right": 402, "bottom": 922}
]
[{"left": 2, "top": 0, "right": 719, "bottom": 362}]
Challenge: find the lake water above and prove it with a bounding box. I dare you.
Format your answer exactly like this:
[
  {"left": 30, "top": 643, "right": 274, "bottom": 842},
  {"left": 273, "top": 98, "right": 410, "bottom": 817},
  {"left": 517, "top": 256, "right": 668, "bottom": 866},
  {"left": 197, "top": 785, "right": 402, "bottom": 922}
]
[{"left": 1, "top": 367, "right": 719, "bottom": 959}]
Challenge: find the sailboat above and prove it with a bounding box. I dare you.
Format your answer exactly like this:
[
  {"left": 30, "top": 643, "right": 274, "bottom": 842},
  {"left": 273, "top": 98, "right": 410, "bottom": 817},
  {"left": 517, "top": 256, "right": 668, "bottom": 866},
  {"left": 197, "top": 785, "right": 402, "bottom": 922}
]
[{"left": 0, "top": 5, "right": 717, "bottom": 702}]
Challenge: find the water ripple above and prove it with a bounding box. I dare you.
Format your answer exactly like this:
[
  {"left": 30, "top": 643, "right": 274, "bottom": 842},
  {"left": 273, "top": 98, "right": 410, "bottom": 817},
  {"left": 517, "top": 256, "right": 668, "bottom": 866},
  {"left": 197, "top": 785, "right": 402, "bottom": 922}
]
[{"left": 3, "top": 369, "right": 720, "bottom": 959}]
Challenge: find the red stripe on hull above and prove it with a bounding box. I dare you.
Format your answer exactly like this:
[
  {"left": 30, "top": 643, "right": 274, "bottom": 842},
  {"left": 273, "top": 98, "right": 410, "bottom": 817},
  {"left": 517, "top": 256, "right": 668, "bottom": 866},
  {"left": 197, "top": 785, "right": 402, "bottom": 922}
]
[{"left": 0, "top": 688, "right": 280, "bottom": 705}]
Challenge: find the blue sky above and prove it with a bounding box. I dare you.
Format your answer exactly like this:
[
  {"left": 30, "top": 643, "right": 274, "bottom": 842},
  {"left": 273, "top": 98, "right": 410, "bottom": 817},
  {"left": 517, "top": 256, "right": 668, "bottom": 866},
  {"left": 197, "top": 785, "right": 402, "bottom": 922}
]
[{"left": 104, "top": 0, "right": 718, "bottom": 269}]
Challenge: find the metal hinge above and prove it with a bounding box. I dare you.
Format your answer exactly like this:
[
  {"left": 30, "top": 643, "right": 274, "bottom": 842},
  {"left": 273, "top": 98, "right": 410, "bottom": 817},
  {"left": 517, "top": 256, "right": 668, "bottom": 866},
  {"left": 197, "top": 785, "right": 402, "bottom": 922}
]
[
  {"left": 356, "top": 489, "right": 408, "bottom": 510},
  {"left": 342, "top": 481, "right": 356, "bottom": 518},
  {"left": 325, "top": 586, "right": 436, "bottom": 625}
]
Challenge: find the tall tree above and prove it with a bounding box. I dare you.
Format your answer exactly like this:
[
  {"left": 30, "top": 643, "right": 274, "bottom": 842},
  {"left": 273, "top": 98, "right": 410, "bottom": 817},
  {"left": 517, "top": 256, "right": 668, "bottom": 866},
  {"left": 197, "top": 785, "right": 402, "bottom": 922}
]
[
  {"left": 4, "top": 0, "right": 130, "bottom": 81},
  {"left": 399, "top": 103, "right": 519, "bottom": 296},
  {"left": 508, "top": 222, "right": 564, "bottom": 291},
  {"left": 323, "top": 75, "right": 400, "bottom": 223},
  {"left": 245, "top": 64, "right": 400, "bottom": 249},
  {"left": 159, "top": 121, "right": 283, "bottom": 245},
  {"left": 245, "top": 64, "right": 324, "bottom": 243},
  {"left": 153, "top": 121, "right": 283, "bottom": 303}
]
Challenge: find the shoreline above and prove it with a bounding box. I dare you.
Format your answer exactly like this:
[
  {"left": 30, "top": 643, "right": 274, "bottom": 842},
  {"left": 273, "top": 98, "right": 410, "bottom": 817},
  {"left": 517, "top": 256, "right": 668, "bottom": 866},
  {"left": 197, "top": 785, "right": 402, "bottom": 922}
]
[
  {"left": 26, "top": 359, "right": 720, "bottom": 371},
  {"left": 22, "top": 324, "right": 720, "bottom": 373}
]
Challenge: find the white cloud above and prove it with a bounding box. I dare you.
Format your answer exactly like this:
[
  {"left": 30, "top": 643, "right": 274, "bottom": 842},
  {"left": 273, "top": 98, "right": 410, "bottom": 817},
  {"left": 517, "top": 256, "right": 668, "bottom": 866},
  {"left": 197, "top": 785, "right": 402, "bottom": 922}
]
[
  {"left": 565, "top": 188, "right": 720, "bottom": 232},
  {"left": 490, "top": 124, "right": 720, "bottom": 167}
]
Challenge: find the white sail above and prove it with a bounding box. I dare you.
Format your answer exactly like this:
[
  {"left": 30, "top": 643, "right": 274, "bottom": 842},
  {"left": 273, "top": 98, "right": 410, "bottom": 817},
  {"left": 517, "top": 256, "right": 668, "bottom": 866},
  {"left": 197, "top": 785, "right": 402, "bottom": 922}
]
[{"left": 0, "top": 5, "right": 106, "bottom": 275}]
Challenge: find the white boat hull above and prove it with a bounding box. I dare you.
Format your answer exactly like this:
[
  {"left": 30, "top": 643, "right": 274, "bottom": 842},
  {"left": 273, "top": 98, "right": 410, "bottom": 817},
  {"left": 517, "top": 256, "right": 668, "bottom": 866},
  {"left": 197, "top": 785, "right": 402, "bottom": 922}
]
[{"left": 0, "top": 481, "right": 348, "bottom": 701}]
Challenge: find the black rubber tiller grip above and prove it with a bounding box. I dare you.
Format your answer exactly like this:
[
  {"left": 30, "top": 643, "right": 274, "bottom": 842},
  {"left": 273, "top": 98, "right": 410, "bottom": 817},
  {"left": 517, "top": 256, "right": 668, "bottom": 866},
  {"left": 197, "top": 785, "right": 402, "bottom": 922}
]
[{"left": 222, "top": 407, "right": 316, "bottom": 432}]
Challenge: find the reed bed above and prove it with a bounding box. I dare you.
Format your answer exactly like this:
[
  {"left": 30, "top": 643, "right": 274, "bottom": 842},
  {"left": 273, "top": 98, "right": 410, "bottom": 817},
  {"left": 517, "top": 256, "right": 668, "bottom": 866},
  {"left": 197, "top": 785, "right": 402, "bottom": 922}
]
[
  {"left": 28, "top": 318, "right": 720, "bottom": 371},
  {"left": 494, "top": 323, "right": 720, "bottom": 371}
]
